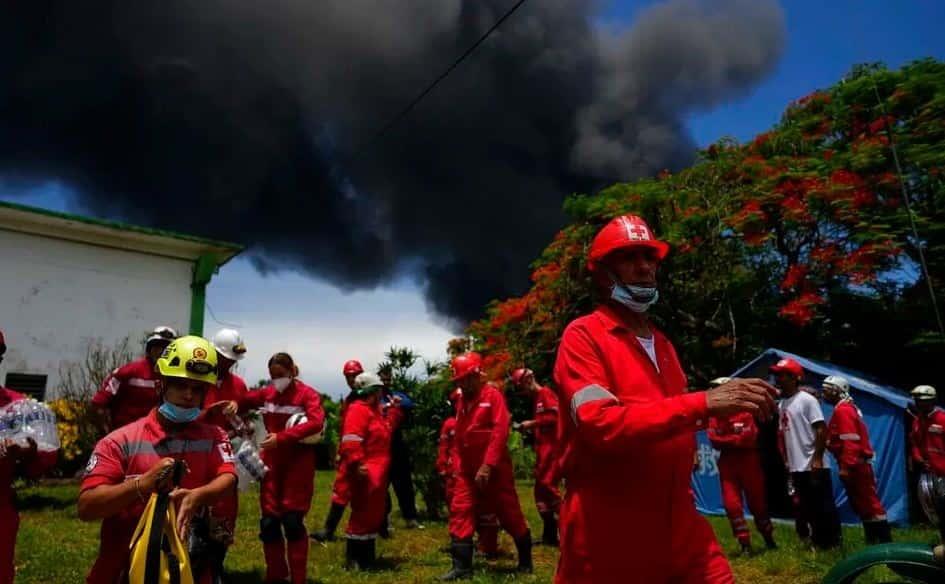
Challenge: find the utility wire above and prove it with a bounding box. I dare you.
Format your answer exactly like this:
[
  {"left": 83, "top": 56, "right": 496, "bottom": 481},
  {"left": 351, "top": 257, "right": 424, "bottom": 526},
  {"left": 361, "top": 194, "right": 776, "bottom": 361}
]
[
  {"left": 350, "top": 0, "right": 530, "bottom": 160},
  {"left": 206, "top": 301, "right": 244, "bottom": 329}
]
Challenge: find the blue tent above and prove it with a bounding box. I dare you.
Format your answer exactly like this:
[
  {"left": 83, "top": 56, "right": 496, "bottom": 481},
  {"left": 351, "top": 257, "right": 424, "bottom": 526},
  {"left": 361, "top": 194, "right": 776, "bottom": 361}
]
[{"left": 691, "top": 348, "right": 912, "bottom": 526}]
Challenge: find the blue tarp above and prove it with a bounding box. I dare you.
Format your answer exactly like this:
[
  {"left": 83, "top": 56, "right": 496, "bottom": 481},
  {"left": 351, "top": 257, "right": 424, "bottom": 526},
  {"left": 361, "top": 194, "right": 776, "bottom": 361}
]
[{"left": 692, "top": 348, "right": 911, "bottom": 526}]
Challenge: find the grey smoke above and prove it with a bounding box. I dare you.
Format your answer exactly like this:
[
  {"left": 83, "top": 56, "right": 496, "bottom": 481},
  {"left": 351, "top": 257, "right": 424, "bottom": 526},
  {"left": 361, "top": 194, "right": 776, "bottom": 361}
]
[{"left": 0, "top": 0, "right": 785, "bottom": 328}]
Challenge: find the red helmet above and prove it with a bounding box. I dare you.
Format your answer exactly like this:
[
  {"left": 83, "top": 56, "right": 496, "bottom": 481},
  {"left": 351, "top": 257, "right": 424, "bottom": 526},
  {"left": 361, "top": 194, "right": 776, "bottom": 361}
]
[
  {"left": 510, "top": 368, "right": 532, "bottom": 387},
  {"left": 770, "top": 357, "right": 803, "bottom": 379},
  {"left": 451, "top": 352, "right": 483, "bottom": 381},
  {"left": 343, "top": 360, "right": 364, "bottom": 376},
  {"left": 587, "top": 214, "right": 669, "bottom": 271}
]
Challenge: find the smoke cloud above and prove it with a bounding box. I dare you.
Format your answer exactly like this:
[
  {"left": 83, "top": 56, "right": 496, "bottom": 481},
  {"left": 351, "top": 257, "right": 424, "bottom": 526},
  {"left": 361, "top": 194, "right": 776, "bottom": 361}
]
[{"left": 0, "top": 0, "right": 785, "bottom": 328}]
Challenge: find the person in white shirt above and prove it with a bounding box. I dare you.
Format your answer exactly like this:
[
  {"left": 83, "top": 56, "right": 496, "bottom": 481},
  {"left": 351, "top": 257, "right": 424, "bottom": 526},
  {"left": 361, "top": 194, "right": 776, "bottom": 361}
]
[{"left": 773, "top": 357, "right": 841, "bottom": 549}]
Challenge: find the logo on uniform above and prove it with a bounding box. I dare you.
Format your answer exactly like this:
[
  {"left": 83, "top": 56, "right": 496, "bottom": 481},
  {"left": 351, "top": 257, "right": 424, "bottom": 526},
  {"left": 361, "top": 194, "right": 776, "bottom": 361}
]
[
  {"left": 218, "top": 441, "right": 235, "bottom": 463},
  {"left": 193, "top": 347, "right": 208, "bottom": 359},
  {"left": 85, "top": 453, "right": 98, "bottom": 474}
]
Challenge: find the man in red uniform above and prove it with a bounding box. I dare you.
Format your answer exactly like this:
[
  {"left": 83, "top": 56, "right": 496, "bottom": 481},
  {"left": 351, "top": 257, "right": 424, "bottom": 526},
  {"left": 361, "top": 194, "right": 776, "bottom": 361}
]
[
  {"left": 0, "top": 331, "right": 57, "bottom": 584},
  {"left": 312, "top": 359, "right": 363, "bottom": 543},
  {"left": 553, "top": 214, "right": 777, "bottom": 584},
  {"left": 436, "top": 389, "right": 461, "bottom": 510},
  {"left": 822, "top": 375, "right": 891, "bottom": 544},
  {"left": 91, "top": 325, "right": 177, "bottom": 432},
  {"left": 340, "top": 372, "right": 392, "bottom": 570},
  {"left": 441, "top": 352, "right": 532, "bottom": 580},
  {"left": 707, "top": 376, "right": 776, "bottom": 554},
  {"left": 911, "top": 385, "right": 945, "bottom": 477},
  {"left": 511, "top": 367, "right": 561, "bottom": 546},
  {"left": 78, "top": 335, "right": 237, "bottom": 584},
  {"left": 197, "top": 328, "right": 250, "bottom": 578}
]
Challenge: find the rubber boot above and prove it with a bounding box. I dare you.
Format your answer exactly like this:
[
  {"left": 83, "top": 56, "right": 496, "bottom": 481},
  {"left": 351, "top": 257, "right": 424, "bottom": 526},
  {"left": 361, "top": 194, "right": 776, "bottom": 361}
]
[
  {"left": 864, "top": 520, "right": 893, "bottom": 545},
  {"left": 538, "top": 512, "right": 559, "bottom": 546},
  {"left": 439, "top": 539, "right": 474, "bottom": 581},
  {"left": 311, "top": 502, "right": 345, "bottom": 542},
  {"left": 739, "top": 541, "right": 753, "bottom": 556},
  {"left": 361, "top": 539, "right": 377, "bottom": 569},
  {"left": 262, "top": 540, "right": 289, "bottom": 583},
  {"left": 763, "top": 532, "right": 777, "bottom": 550},
  {"left": 477, "top": 522, "right": 499, "bottom": 559},
  {"left": 286, "top": 537, "right": 308, "bottom": 584},
  {"left": 345, "top": 539, "right": 359, "bottom": 571},
  {"left": 514, "top": 531, "right": 533, "bottom": 573}
]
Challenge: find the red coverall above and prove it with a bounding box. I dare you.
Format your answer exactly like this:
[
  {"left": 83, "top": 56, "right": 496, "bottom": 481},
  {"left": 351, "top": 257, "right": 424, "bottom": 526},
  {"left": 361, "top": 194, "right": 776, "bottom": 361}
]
[
  {"left": 330, "top": 394, "right": 357, "bottom": 506},
  {"left": 532, "top": 386, "right": 561, "bottom": 514},
  {"left": 340, "top": 400, "right": 392, "bottom": 538},
  {"left": 437, "top": 416, "right": 458, "bottom": 507},
  {"left": 911, "top": 407, "right": 945, "bottom": 477},
  {"left": 707, "top": 412, "right": 772, "bottom": 546},
  {"left": 448, "top": 384, "right": 529, "bottom": 543},
  {"left": 239, "top": 380, "right": 325, "bottom": 584},
  {"left": 81, "top": 409, "right": 236, "bottom": 584},
  {"left": 201, "top": 370, "right": 249, "bottom": 537},
  {"left": 826, "top": 400, "right": 886, "bottom": 521},
  {"left": 0, "top": 388, "right": 56, "bottom": 584},
  {"left": 91, "top": 357, "right": 159, "bottom": 431},
  {"left": 553, "top": 305, "right": 732, "bottom": 584}
]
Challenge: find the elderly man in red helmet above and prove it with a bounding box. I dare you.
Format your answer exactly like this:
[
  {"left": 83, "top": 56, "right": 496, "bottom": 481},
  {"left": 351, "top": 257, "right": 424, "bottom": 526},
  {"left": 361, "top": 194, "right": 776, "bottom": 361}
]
[
  {"left": 441, "top": 352, "right": 532, "bottom": 580},
  {"left": 553, "top": 214, "right": 777, "bottom": 584},
  {"left": 511, "top": 367, "right": 561, "bottom": 546},
  {"left": 312, "top": 359, "right": 365, "bottom": 543}
]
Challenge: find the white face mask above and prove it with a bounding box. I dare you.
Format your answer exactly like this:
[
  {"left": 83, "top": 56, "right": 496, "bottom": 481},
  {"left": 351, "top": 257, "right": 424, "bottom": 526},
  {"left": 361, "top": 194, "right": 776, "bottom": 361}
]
[
  {"left": 611, "top": 282, "right": 659, "bottom": 313},
  {"left": 272, "top": 377, "right": 292, "bottom": 393}
]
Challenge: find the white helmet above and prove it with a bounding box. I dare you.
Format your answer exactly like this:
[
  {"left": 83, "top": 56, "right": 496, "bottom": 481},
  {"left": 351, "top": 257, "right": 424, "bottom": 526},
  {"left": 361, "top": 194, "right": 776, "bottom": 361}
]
[
  {"left": 912, "top": 385, "right": 937, "bottom": 401},
  {"left": 709, "top": 377, "right": 731, "bottom": 388},
  {"left": 286, "top": 413, "right": 324, "bottom": 445},
  {"left": 822, "top": 375, "right": 850, "bottom": 394},
  {"left": 145, "top": 326, "right": 178, "bottom": 348},
  {"left": 211, "top": 328, "right": 247, "bottom": 361}
]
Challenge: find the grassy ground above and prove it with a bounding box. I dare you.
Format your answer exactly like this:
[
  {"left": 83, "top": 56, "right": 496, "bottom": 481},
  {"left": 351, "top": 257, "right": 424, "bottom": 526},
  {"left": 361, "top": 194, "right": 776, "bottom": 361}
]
[{"left": 12, "top": 473, "right": 941, "bottom": 583}]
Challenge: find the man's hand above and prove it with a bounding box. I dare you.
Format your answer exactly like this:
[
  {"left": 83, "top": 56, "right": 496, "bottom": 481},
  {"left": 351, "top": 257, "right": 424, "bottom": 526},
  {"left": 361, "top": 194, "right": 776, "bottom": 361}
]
[
  {"left": 207, "top": 400, "right": 239, "bottom": 417},
  {"left": 170, "top": 487, "right": 205, "bottom": 541},
  {"left": 260, "top": 433, "right": 279, "bottom": 451},
  {"left": 706, "top": 378, "right": 778, "bottom": 421},
  {"left": 357, "top": 463, "right": 369, "bottom": 477},
  {"left": 140, "top": 458, "right": 184, "bottom": 495},
  {"left": 520, "top": 420, "right": 536, "bottom": 431},
  {"left": 810, "top": 456, "right": 825, "bottom": 470},
  {"left": 475, "top": 464, "right": 492, "bottom": 489}
]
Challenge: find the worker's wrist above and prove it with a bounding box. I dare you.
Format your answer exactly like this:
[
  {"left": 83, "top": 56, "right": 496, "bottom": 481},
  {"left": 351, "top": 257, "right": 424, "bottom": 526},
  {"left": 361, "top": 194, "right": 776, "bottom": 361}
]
[{"left": 676, "top": 391, "right": 709, "bottom": 431}]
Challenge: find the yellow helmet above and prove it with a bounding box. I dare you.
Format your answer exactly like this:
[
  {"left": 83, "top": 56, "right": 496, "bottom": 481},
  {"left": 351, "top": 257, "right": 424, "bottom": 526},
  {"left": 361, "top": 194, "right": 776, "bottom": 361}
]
[{"left": 156, "top": 335, "right": 218, "bottom": 385}]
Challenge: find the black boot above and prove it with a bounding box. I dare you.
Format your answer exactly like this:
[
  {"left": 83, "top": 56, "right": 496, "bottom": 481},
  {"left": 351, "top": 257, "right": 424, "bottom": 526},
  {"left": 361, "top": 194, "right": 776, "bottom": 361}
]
[
  {"left": 345, "top": 538, "right": 376, "bottom": 571},
  {"left": 345, "top": 539, "right": 358, "bottom": 570},
  {"left": 864, "top": 520, "right": 893, "bottom": 545},
  {"left": 538, "top": 512, "right": 559, "bottom": 546},
  {"left": 763, "top": 533, "right": 777, "bottom": 550},
  {"left": 311, "top": 502, "right": 345, "bottom": 542},
  {"left": 439, "top": 539, "right": 474, "bottom": 581},
  {"left": 514, "top": 531, "right": 533, "bottom": 573}
]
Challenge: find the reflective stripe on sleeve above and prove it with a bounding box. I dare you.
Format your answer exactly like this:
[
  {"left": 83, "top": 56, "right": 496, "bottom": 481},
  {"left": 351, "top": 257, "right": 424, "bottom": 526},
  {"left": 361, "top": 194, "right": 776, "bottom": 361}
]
[
  {"left": 838, "top": 433, "right": 861, "bottom": 441},
  {"left": 341, "top": 434, "right": 364, "bottom": 443},
  {"left": 261, "top": 403, "right": 304, "bottom": 415},
  {"left": 128, "top": 378, "right": 156, "bottom": 388},
  {"left": 106, "top": 377, "right": 121, "bottom": 395},
  {"left": 570, "top": 384, "right": 618, "bottom": 425}
]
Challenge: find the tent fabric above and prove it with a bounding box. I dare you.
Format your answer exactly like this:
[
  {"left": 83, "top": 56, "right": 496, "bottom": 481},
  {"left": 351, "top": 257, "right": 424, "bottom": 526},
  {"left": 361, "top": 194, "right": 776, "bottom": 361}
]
[{"left": 692, "top": 348, "right": 910, "bottom": 526}]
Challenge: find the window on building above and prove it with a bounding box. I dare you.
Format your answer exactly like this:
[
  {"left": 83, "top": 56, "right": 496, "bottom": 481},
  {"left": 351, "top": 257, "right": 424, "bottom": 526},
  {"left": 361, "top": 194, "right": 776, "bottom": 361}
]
[{"left": 4, "top": 373, "right": 48, "bottom": 401}]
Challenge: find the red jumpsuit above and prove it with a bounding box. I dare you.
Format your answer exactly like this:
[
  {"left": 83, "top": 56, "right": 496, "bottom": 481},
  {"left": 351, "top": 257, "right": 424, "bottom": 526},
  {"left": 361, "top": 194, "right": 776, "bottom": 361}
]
[
  {"left": 330, "top": 394, "right": 357, "bottom": 506},
  {"left": 239, "top": 380, "right": 325, "bottom": 584},
  {"left": 81, "top": 409, "right": 236, "bottom": 584},
  {"left": 0, "top": 388, "right": 56, "bottom": 584},
  {"left": 437, "top": 416, "right": 458, "bottom": 507},
  {"left": 448, "top": 384, "right": 529, "bottom": 543},
  {"left": 532, "top": 386, "right": 561, "bottom": 514},
  {"left": 200, "top": 371, "right": 249, "bottom": 537},
  {"left": 553, "top": 305, "right": 732, "bottom": 584},
  {"left": 911, "top": 407, "right": 945, "bottom": 477},
  {"left": 91, "top": 357, "right": 159, "bottom": 431},
  {"left": 826, "top": 400, "right": 886, "bottom": 522},
  {"left": 707, "top": 412, "right": 772, "bottom": 546},
  {"left": 340, "top": 400, "right": 392, "bottom": 539}
]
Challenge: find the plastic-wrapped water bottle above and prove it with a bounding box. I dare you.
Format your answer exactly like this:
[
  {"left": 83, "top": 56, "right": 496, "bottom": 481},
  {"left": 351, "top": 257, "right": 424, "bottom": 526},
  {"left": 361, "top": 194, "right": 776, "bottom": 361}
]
[
  {"left": 0, "top": 399, "right": 59, "bottom": 452},
  {"left": 234, "top": 439, "right": 268, "bottom": 491}
]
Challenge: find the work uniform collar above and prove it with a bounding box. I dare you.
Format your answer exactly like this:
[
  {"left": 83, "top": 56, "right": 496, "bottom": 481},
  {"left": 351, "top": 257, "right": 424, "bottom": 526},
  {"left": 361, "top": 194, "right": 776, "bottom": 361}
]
[{"left": 145, "top": 408, "right": 204, "bottom": 440}]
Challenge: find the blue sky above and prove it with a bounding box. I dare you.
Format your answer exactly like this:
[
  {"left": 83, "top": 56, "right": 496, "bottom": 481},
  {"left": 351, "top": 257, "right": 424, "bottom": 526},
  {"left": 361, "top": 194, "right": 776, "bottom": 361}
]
[{"left": 4, "top": 1, "right": 944, "bottom": 397}]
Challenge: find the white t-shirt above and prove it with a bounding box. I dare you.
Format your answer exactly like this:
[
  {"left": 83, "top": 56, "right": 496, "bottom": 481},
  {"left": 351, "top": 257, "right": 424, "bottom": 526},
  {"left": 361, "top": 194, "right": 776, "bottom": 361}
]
[
  {"left": 636, "top": 335, "right": 659, "bottom": 371},
  {"left": 779, "top": 390, "right": 828, "bottom": 472}
]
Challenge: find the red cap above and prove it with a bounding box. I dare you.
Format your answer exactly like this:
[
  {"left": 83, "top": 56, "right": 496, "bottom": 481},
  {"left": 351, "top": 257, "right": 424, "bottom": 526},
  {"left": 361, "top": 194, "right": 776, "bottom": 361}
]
[
  {"left": 450, "top": 352, "right": 483, "bottom": 382},
  {"left": 770, "top": 358, "right": 803, "bottom": 379},
  {"left": 588, "top": 214, "right": 669, "bottom": 271},
  {"left": 510, "top": 368, "right": 531, "bottom": 387},
  {"left": 343, "top": 360, "right": 364, "bottom": 376}
]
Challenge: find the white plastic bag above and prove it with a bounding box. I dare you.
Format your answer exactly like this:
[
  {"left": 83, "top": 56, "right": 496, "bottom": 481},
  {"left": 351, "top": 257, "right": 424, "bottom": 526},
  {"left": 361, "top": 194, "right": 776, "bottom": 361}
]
[
  {"left": 0, "top": 398, "right": 59, "bottom": 452},
  {"left": 233, "top": 438, "right": 268, "bottom": 491}
]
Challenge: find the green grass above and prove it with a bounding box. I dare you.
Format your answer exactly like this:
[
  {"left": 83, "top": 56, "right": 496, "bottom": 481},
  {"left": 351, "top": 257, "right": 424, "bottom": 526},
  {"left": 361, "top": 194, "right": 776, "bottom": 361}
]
[{"left": 12, "top": 474, "right": 941, "bottom": 582}]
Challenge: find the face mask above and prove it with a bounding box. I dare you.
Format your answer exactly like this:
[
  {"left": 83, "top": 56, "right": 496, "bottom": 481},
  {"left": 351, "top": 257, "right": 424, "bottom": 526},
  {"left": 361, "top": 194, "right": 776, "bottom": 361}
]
[
  {"left": 272, "top": 377, "right": 292, "bottom": 393},
  {"left": 159, "top": 401, "right": 201, "bottom": 424},
  {"left": 611, "top": 282, "right": 659, "bottom": 313}
]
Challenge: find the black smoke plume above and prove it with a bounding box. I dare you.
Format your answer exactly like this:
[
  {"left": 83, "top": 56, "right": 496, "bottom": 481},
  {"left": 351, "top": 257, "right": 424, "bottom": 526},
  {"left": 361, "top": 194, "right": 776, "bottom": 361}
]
[{"left": 0, "top": 0, "right": 785, "bottom": 327}]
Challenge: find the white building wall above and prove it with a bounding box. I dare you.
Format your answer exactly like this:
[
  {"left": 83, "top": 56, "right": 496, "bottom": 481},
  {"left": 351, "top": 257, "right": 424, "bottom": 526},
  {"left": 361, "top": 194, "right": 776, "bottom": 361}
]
[{"left": 0, "top": 228, "right": 193, "bottom": 397}]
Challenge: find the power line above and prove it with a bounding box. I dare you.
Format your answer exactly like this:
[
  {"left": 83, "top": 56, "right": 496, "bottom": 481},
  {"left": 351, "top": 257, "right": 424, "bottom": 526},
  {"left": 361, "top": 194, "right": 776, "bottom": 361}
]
[
  {"left": 351, "top": 0, "right": 530, "bottom": 160},
  {"left": 206, "top": 301, "right": 244, "bottom": 329}
]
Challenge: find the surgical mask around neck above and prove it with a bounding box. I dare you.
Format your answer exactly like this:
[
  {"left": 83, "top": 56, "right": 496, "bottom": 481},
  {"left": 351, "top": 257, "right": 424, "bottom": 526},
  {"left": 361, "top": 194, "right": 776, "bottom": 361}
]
[
  {"left": 158, "top": 401, "right": 201, "bottom": 424},
  {"left": 272, "top": 377, "right": 292, "bottom": 393},
  {"left": 611, "top": 282, "right": 659, "bottom": 313}
]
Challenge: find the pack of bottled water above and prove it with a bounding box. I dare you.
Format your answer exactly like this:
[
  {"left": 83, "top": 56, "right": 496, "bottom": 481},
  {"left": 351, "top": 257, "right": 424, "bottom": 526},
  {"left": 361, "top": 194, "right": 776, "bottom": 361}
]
[
  {"left": 0, "top": 398, "right": 60, "bottom": 452},
  {"left": 233, "top": 438, "right": 268, "bottom": 491}
]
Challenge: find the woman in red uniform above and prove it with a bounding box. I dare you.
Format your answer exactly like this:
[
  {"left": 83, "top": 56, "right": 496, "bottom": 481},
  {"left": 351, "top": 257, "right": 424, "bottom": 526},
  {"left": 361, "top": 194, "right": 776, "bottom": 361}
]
[
  {"left": 339, "top": 372, "right": 392, "bottom": 569},
  {"left": 225, "top": 353, "right": 325, "bottom": 584}
]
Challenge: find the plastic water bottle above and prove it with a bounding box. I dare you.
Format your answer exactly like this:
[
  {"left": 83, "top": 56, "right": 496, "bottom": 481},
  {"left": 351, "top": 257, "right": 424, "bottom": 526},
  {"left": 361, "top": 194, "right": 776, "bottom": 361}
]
[
  {"left": 0, "top": 399, "right": 59, "bottom": 452},
  {"left": 234, "top": 440, "right": 268, "bottom": 491}
]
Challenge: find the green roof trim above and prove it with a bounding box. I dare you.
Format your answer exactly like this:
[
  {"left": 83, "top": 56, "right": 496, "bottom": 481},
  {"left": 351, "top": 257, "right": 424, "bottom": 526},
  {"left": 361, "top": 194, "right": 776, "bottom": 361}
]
[{"left": 0, "top": 198, "right": 244, "bottom": 253}]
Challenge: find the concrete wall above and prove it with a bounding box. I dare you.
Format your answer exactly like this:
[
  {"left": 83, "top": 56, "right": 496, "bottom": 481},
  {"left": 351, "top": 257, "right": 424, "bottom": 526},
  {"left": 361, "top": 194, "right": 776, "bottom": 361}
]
[{"left": 0, "top": 228, "right": 193, "bottom": 398}]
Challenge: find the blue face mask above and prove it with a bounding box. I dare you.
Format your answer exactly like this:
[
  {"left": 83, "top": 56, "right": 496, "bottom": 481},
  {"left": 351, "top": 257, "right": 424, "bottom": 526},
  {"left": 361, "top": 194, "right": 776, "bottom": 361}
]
[
  {"left": 159, "top": 401, "right": 201, "bottom": 424},
  {"left": 611, "top": 282, "right": 659, "bottom": 313}
]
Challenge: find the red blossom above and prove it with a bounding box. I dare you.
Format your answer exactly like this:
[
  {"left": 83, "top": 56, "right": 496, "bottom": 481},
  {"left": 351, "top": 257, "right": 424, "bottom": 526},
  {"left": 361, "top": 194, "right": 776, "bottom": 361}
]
[
  {"left": 780, "top": 264, "right": 808, "bottom": 290},
  {"left": 823, "top": 149, "right": 835, "bottom": 161},
  {"left": 779, "top": 293, "right": 826, "bottom": 327}
]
